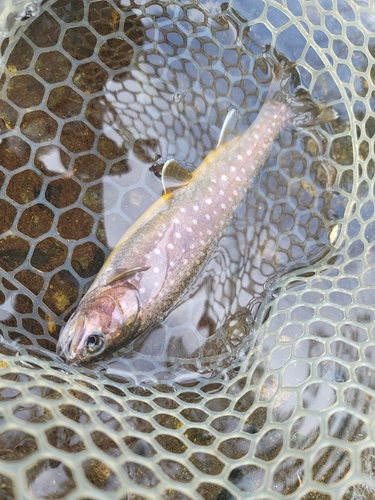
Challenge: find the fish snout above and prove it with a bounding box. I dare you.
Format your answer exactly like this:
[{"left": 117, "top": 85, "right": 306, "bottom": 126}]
[
  {"left": 56, "top": 314, "right": 85, "bottom": 364},
  {"left": 56, "top": 336, "right": 76, "bottom": 364},
  {"left": 56, "top": 330, "right": 78, "bottom": 365}
]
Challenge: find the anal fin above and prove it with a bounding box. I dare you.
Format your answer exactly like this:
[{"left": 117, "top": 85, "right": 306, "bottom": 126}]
[{"left": 217, "top": 109, "right": 237, "bottom": 148}]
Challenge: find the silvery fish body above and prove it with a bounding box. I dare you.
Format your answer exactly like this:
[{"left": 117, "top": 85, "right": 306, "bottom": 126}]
[{"left": 57, "top": 60, "right": 336, "bottom": 364}]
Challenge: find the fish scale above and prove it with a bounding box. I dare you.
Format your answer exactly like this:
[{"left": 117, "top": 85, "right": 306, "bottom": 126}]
[
  {"left": 0, "top": 0, "right": 373, "bottom": 498},
  {"left": 57, "top": 97, "right": 302, "bottom": 362}
]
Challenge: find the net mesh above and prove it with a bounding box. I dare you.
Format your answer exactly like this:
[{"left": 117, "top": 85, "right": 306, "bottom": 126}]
[{"left": 0, "top": 0, "right": 374, "bottom": 498}]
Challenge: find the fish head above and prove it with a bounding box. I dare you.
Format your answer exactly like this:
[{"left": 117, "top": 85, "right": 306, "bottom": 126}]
[{"left": 56, "top": 283, "right": 140, "bottom": 364}]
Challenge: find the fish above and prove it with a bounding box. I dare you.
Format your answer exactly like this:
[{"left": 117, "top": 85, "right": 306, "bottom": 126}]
[{"left": 56, "top": 56, "right": 337, "bottom": 364}]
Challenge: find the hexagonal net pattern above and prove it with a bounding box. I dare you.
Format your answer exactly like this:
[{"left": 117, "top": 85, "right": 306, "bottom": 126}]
[{"left": 0, "top": 0, "right": 374, "bottom": 498}]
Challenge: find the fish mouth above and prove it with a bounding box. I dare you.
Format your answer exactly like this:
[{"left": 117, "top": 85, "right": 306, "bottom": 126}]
[
  {"left": 56, "top": 314, "right": 85, "bottom": 364},
  {"left": 56, "top": 314, "right": 106, "bottom": 365},
  {"left": 56, "top": 334, "right": 79, "bottom": 365}
]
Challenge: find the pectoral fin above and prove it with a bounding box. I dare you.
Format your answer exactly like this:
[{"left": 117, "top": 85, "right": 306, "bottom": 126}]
[
  {"left": 106, "top": 266, "right": 150, "bottom": 285},
  {"left": 162, "top": 159, "right": 193, "bottom": 194}
]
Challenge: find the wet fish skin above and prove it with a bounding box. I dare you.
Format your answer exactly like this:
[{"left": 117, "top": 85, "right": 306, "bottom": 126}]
[
  {"left": 57, "top": 60, "right": 336, "bottom": 364},
  {"left": 60, "top": 282, "right": 141, "bottom": 361}
]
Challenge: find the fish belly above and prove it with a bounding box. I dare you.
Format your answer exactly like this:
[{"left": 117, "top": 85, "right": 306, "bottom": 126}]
[{"left": 96, "top": 100, "right": 293, "bottom": 332}]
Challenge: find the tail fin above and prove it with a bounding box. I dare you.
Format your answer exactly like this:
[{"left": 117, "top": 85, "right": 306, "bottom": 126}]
[{"left": 263, "top": 50, "right": 338, "bottom": 127}]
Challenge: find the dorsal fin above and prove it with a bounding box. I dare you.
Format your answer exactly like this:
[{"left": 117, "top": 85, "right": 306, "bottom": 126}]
[
  {"left": 217, "top": 109, "right": 236, "bottom": 148},
  {"left": 106, "top": 266, "right": 150, "bottom": 285},
  {"left": 161, "top": 159, "right": 193, "bottom": 194}
]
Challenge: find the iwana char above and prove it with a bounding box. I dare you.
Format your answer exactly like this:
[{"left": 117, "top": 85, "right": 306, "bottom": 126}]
[{"left": 57, "top": 57, "right": 337, "bottom": 364}]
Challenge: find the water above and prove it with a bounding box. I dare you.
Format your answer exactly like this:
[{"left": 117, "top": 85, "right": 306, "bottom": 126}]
[
  {"left": 1, "top": 0, "right": 344, "bottom": 383},
  {"left": 0, "top": 0, "right": 373, "bottom": 498}
]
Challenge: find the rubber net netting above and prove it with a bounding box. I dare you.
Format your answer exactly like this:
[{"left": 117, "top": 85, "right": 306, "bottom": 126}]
[{"left": 0, "top": 0, "right": 374, "bottom": 498}]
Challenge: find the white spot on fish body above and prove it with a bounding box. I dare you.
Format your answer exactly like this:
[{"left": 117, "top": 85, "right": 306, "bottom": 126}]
[
  {"left": 211, "top": 178, "right": 217, "bottom": 183},
  {"left": 205, "top": 214, "right": 210, "bottom": 220},
  {"left": 153, "top": 267, "right": 160, "bottom": 274},
  {"left": 180, "top": 207, "right": 186, "bottom": 213},
  {"left": 233, "top": 190, "right": 238, "bottom": 196},
  {"left": 254, "top": 133, "right": 259, "bottom": 140},
  {"left": 200, "top": 239, "right": 205, "bottom": 245},
  {"left": 194, "top": 205, "right": 199, "bottom": 211},
  {"left": 230, "top": 166, "right": 236, "bottom": 172},
  {"left": 183, "top": 259, "right": 188, "bottom": 264},
  {"left": 158, "top": 232, "right": 163, "bottom": 237},
  {"left": 237, "top": 154, "right": 243, "bottom": 160},
  {"left": 190, "top": 244, "right": 195, "bottom": 249},
  {"left": 213, "top": 210, "right": 217, "bottom": 215},
  {"left": 167, "top": 243, "right": 174, "bottom": 250},
  {"left": 154, "top": 248, "right": 161, "bottom": 255},
  {"left": 273, "top": 114, "right": 278, "bottom": 119},
  {"left": 247, "top": 150, "right": 251, "bottom": 156},
  {"left": 235, "top": 176, "right": 241, "bottom": 181},
  {"left": 241, "top": 168, "right": 246, "bottom": 173},
  {"left": 174, "top": 218, "right": 180, "bottom": 224},
  {"left": 139, "top": 287, "right": 145, "bottom": 293},
  {"left": 219, "top": 190, "right": 224, "bottom": 196},
  {"left": 193, "top": 219, "right": 198, "bottom": 225},
  {"left": 208, "top": 186, "right": 213, "bottom": 192},
  {"left": 207, "top": 229, "right": 212, "bottom": 235},
  {"left": 221, "top": 175, "right": 228, "bottom": 181},
  {"left": 175, "top": 232, "right": 181, "bottom": 238},
  {"left": 221, "top": 203, "right": 227, "bottom": 209},
  {"left": 187, "top": 227, "right": 192, "bottom": 232},
  {"left": 205, "top": 198, "right": 212, "bottom": 205},
  {"left": 170, "top": 261, "right": 175, "bottom": 267}
]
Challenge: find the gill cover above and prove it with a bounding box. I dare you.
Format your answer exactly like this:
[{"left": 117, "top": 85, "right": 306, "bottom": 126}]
[{"left": 57, "top": 282, "right": 141, "bottom": 363}]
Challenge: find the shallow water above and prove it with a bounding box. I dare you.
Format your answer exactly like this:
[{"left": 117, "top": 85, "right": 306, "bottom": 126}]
[
  {"left": 0, "top": 0, "right": 344, "bottom": 383},
  {"left": 0, "top": 0, "right": 373, "bottom": 498}
]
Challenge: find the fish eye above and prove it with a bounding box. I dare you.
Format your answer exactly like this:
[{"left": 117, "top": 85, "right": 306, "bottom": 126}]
[{"left": 85, "top": 334, "right": 104, "bottom": 353}]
